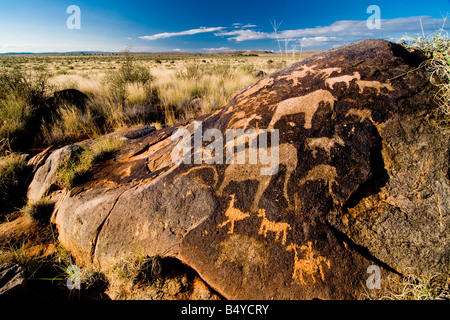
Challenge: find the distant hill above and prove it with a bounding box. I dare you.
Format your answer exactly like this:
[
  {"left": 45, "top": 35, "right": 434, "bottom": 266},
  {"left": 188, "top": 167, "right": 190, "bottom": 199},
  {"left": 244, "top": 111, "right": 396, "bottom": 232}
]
[{"left": 0, "top": 50, "right": 322, "bottom": 57}]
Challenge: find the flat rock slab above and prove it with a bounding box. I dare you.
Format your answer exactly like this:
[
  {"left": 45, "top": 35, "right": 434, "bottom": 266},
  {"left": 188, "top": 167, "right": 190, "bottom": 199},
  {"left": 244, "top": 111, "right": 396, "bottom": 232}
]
[{"left": 120, "top": 125, "right": 157, "bottom": 140}]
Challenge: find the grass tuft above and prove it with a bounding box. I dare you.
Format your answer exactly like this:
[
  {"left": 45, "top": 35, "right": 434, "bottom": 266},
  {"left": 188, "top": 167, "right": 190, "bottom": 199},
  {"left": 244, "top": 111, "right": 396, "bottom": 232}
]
[
  {"left": 55, "top": 136, "right": 125, "bottom": 189},
  {"left": 402, "top": 29, "right": 450, "bottom": 126}
]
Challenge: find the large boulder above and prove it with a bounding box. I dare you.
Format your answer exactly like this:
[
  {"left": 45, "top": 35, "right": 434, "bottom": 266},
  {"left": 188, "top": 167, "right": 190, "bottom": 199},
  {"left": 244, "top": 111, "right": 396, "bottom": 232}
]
[{"left": 48, "top": 40, "right": 449, "bottom": 299}]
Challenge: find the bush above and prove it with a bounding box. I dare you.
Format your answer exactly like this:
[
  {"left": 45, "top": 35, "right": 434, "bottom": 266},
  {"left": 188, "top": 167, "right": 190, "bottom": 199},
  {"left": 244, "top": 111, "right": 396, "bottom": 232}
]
[
  {"left": 21, "top": 199, "right": 54, "bottom": 226},
  {"left": 403, "top": 32, "right": 450, "bottom": 125},
  {"left": 105, "top": 49, "right": 154, "bottom": 103},
  {"left": 0, "top": 68, "right": 52, "bottom": 149},
  {"left": 0, "top": 152, "right": 28, "bottom": 215},
  {"left": 41, "top": 103, "right": 98, "bottom": 145}
]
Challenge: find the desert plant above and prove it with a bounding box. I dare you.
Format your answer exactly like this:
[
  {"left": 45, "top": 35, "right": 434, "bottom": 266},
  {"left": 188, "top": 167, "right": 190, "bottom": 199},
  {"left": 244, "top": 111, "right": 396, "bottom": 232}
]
[
  {"left": 55, "top": 136, "right": 125, "bottom": 189},
  {"left": 0, "top": 68, "right": 52, "bottom": 149},
  {"left": 105, "top": 49, "right": 154, "bottom": 104},
  {"left": 21, "top": 199, "right": 55, "bottom": 226},
  {"left": 0, "top": 152, "right": 28, "bottom": 215},
  {"left": 41, "top": 103, "right": 98, "bottom": 145},
  {"left": 372, "top": 272, "right": 450, "bottom": 300},
  {"left": 402, "top": 29, "right": 450, "bottom": 125}
]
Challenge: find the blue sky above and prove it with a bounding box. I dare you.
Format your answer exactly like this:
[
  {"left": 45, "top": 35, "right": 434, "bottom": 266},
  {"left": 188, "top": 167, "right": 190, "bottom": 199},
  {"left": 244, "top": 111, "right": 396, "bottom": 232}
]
[{"left": 0, "top": 0, "right": 449, "bottom": 53}]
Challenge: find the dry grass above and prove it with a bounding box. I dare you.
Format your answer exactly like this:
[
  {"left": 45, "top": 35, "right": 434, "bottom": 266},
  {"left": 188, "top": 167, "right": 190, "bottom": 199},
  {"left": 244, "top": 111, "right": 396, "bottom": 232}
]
[
  {"left": 364, "top": 271, "right": 450, "bottom": 300},
  {"left": 403, "top": 30, "right": 450, "bottom": 126},
  {"left": 36, "top": 52, "right": 304, "bottom": 144},
  {"left": 0, "top": 152, "right": 28, "bottom": 215}
]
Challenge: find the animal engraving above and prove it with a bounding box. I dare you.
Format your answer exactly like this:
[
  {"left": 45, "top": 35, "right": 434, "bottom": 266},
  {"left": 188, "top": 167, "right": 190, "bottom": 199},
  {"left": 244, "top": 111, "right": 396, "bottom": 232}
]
[
  {"left": 215, "top": 234, "right": 269, "bottom": 284},
  {"left": 298, "top": 164, "right": 337, "bottom": 195},
  {"left": 345, "top": 108, "right": 372, "bottom": 122},
  {"left": 217, "top": 143, "right": 298, "bottom": 212},
  {"left": 241, "top": 77, "right": 275, "bottom": 97},
  {"left": 276, "top": 65, "right": 318, "bottom": 87},
  {"left": 355, "top": 80, "right": 394, "bottom": 94},
  {"left": 325, "top": 72, "right": 361, "bottom": 89},
  {"left": 325, "top": 71, "right": 394, "bottom": 94},
  {"left": 268, "top": 90, "right": 337, "bottom": 130},
  {"left": 229, "top": 112, "right": 263, "bottom": 130},
  {"left": 218, "top": 194, "right": 250, "bottom": 234},
  {"left": 286, "top": 242, "right": 331, "bottom": 286},
  {"left": 306, "top": 135, "right": 345, "bottom": 157},
  {"left": 257, "top": 209, "right": 291, "bottom": 245},
  {"left": 179, "top": 165, "right": 219, "bottom": 189}
]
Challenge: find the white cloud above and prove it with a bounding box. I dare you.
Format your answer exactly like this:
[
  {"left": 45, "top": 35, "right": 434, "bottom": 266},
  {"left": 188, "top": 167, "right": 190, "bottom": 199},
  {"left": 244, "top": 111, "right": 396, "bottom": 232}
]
[
  {"left": 173, "top": 48, "right": 181, "bottom": 51},
  {"left": 298, "top": 36, "right": 344, "bottom": 48},
  {"left": 139, "top": 27, "right": 225, "bottom": 40},
  {"left": 232, "top": 23, "right": 257, "bottom": 28},
  {"left": 201, "top": 47, "right": 231, "bottom": 52},
  {"left": 216, "top": 29, "right": 270, "bottom": 41},
  {"left": 217, "top": 16, "right": 447, "bottom": 44}
]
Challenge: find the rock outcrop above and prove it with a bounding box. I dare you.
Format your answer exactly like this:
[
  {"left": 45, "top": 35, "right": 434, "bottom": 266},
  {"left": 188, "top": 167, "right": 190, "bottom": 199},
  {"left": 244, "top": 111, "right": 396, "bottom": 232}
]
[
  {"left": 0, "top": 264, "right": 27, "bottom": 299},
  {"left": 34, "top": 40, "right": 449, "bottom": 299},
  {"left": 27, "top": 145, "right": 80, "bottom": 203}
]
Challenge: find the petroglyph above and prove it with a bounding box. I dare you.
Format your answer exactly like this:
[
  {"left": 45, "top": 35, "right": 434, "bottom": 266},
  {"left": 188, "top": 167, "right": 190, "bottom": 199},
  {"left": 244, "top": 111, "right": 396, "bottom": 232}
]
[
  {"left": 257, "top": 209, "right": 292, "bottom": 245},
  {"left": 229, "top": 112, "right": 263, "bottom": 130},
  {"left": 241, "top": 77, "right": 274, "bottom": 97},
  {"left": 179, "top": 165, "right": 219, "bottom": 189},
  {"left": 217, "top": 143, "right": 298, "bottom": 212},
  {"left": 325, "top": 71, "right": 394, "bottom": 94},
  {"left": 215, "top": 234, "right": 269, "bottom": 284},
  {"left": 346, "top": 108, "right": 373, "bottom": 122},
  {"left": 316, "top": 67, "right": 342, "bottom": 79},
  {"left": 298, "top": 164, "right": 337, "bottom": 194},
  {"left": 218, "top": 194, "right": 250, "bottom": 234},
  {"left": 306, "top": 135, "right": 345, "bottom": 157},
  {"left": 325, "top": 72, "right": 361, "bottom": 89},
  {"left": 355, "top": 80, "right": 394, "bottom": 94},
  {"left": 277, "top": 65, "right": 341, "bottom": 87},
  {"left": 277, "top": 65, "right": 318, "bottom": 87},
  {"left": 286, "top": 242, "right": 331, "bottom": 286},
  {"left": 268, "top": 90, "right": 337, "bottom": 130}
]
